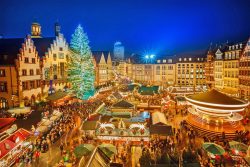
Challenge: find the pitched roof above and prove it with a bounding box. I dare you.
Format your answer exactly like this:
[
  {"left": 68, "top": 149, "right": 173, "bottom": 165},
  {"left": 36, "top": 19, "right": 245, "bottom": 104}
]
[
  {"left": 187, "top": 89, "right": 245, "bottom": 105},
  {"left": 112, "top": 92, "right": 123, "bottom": 99},
  {"left": 92, "top": 51, "right": 113, "bottom": 64},
  {"left": 149, "top": 125, "right": 173, "bottom": 136},
  {"left": 112, "top": 100, "right": 134, "bottom": 108},
  {"left": 0, "top": 38, "right": 24, "bottom": 65},
  {"left": 82, "top": 121, "right": 97, "bottom": 130},
  {"left": 32, "top": 37, "right": 55, "bottom": 58},
  {"left": 152, "top": 111, "right": 168, "bottom": 125}
]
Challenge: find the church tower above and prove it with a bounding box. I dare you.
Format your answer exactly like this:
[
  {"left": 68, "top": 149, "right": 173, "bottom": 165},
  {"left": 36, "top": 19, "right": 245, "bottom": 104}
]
[
  {"left": 54, "top": 21, "right": 61, "bottom": 36},
  {"left": 31, "top": 20, "right": 41, "bottom": 38}
]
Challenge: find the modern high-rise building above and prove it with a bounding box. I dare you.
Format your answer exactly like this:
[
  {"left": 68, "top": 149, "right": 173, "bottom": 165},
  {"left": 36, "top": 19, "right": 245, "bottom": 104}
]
[{"left": 113, "top": 41, "right": 124, "bottom": 60}]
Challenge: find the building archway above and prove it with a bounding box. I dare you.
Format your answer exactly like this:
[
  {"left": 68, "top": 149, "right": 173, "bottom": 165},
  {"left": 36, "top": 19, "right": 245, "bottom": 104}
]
[
  {"left": 23, "top": 97, "right": 29, "bottom": 106},
  {"left": 37, "top": 93, "right": 41, "bottom": 101},
  {"left": 31, "top": 95, "right": 36, "bottom": 106},
  {"left": 0, "top": 98, "right": 8, "bottom": 109}
]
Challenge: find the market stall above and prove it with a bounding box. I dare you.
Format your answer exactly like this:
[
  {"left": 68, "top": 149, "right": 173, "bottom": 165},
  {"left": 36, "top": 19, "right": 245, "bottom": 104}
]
[{"left": 0, "top": 128, "right": 31, "bottom": 167}]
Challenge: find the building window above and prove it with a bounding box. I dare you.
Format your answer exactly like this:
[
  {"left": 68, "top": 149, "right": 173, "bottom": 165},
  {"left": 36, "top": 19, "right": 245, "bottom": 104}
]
[
  {"left": 53, "top": 54, "right": 57, "bottom": 61},
  {"left": 168, "top": 59, "right": 172, "bottom": 63},
  {"left": 0, "top": 82, "right": 7, "bottom": 92},
  {"left": 29, "top": 48, "right": 31, "bottom": 53},
  {"left": 36, "top": 69, "right": 40, "bottom": 75},
  {"left": 24, "top": 57, "right": 29, "bottom": 63},
  {"left": 60, "top": 63, "right": 65, "bottom": 77},
  {"left": 163, "top": 59, "right": 166, "bottom": 63},
  {"left": 37, "top": 80, "right": 40, "bottom": 87},
  {"left": 0, "top": 69, "right": 6, "bottom": 77},
  {"left": 179, "top": 58, "right": 182, "bottom": 61},
  {"left": 59, "top": 53, "right": 64, "bottom": 59},
  {"left": 0, "top": 98, "right": 8, "bottom": 109},
  {"left": 59, "top": 47, "right": 63, "bottom": 51},
  {"left": 30, "top": 81, "right": 35, "bottom": 89},
  {"left": 30, "top": 69, "right": 34, "bottom": 76},
  {"left": 22, "top": 69, "right": 27, "bottom": 76},
  {"left": 22, "top": 82, "right": 28, "bottom": 90},
  {"left": 157, "top": 60, "right": 160, "bottom": 63},
  {"left": 32, "top": 58, "right": 35, "bottom": 63}
]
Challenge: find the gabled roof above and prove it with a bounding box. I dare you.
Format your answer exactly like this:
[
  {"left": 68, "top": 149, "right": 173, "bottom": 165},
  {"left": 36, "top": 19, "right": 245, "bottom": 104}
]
[
  {"left": 152, "top": 111, "right": 168, "bottom": 125},
  {"left": 112, "top": 100, "right": 134, "bottom": 108},
  {"left": 32, "top": 37, "right": 56, "bottom": 58},
  {"left": 112, "top": 92, "right": 123, "bottom": 99},
  {"left": 92, "top": 51, "right": 113, "bottom": 64},
  {"left": 0, "top": 38, "right": 25, "bottom": 65},
  {"left": 150, "top": 125, "right": 173, "bottom": 136}
]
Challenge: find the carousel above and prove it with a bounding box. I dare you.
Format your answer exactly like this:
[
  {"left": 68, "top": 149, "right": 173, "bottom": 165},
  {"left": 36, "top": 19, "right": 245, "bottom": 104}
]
[{"left": 185, "top": 89, "right": 249, "bottom": 139}]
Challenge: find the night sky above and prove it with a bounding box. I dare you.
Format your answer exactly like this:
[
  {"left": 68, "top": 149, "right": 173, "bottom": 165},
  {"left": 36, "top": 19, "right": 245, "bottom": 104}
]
[{"left": 1, "top": 0, "right": 250, "bottom": 55}]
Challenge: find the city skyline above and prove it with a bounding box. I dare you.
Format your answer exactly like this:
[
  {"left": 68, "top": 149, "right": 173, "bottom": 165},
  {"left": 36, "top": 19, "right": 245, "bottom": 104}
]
[{"left": 1, "top": 0, "right": 250, "bottom": 55}]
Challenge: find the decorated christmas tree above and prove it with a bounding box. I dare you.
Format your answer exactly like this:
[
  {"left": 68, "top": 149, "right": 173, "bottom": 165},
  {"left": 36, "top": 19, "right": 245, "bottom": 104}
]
[{"left": 67, "top": 25, "right": 95, "bottom": 100}]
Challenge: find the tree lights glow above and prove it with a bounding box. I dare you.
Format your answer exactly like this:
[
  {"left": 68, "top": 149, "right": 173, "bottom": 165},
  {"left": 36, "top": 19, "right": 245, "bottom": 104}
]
[{"left": 67, "top": 25, "right": 95, "bottom": 100}]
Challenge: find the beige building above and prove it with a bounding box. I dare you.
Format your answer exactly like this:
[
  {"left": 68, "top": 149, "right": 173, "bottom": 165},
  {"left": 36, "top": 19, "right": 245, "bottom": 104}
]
[
  {"left": 0, "top": 36, "right": 42, "bottom": 108},
  {"left": 175, "top": 56, "right": 206, "bottom": 87},
  {"left": 214, "top": 48, "right": 224, "bottom": 90},
  {"left": 39, "top": 33, "right": 70, "bottom": 98},
  {"left": 92, "top": 51, "right": 113, "bottom": 86},
  {"left": 239, "top": 38, "right": 250, "bottom": 100},
  {"left": 127, "top": 56, "right": 176, "bottom": 87},
  {"left": 222, "top": 43, "right": 244, "bottom": 96}
]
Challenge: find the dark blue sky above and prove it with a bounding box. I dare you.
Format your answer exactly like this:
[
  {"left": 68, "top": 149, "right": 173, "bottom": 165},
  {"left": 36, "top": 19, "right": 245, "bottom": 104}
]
[{"left": 1, "top": 0, "right": 250, "bottom": 55}]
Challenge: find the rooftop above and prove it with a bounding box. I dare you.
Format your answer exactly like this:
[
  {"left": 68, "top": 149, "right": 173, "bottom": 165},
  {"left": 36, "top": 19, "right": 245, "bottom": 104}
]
[{"left": 186, "top": 89, "right": 246, "bottom": 105}]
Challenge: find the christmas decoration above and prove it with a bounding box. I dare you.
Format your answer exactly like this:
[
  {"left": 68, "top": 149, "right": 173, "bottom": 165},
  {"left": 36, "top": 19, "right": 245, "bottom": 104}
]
[{"left": 67, "top": 25, "right": 95, "bottom": 100}]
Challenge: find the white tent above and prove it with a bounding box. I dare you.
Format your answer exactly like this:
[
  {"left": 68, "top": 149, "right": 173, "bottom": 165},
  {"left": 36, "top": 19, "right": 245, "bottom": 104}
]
[
  {"left": 152, "top": 111, "right": 168, "bottom": 125},
  {"left": 36, "top": 126, "right": 48, "bottom": 134}
]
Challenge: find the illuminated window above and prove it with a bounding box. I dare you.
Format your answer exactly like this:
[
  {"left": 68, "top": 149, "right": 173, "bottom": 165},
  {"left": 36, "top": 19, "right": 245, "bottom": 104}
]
[
  {"left": 0, "top": 70, "right": 5, "bottom": 77},
  {"left": 0, "top": 82, "right": 7, "bottom": 92},
  {"left": 30, "top": 69, "right": 34, "bottom": 76},
  {"left": 24, "top": 57, "right": 29, "bottom": 63},
  {"left": 59, "top": 53, "right": 64, "bottom": 59},
  {"left": 32, "top": 58, "right": 35, "bottom": 63},
  {"left": 179, "top": 58, "right": 182, "bottom": 61},
  {"left": 30, "top": 81, "right": 35, "bottom": 89},
  {"left": 53, "top": 54, "right": 57, "bottom": 61},
  {"left": 168, "top": 59, "right": 172, "bottom": 63},
  {"left": 22, "top": 70, "right": 27, "bottom": 76}
]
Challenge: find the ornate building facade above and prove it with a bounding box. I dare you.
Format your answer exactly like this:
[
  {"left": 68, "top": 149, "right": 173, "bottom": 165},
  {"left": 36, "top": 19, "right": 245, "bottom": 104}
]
[
  {"left": 0, "top": 36, "right": 42, "bottom": 108},
  {"left": 92, "top": 51, "right": 114, "bottom": 86},
  {"left": 239, "top": 38, "right": 250, "bottom": 100}
]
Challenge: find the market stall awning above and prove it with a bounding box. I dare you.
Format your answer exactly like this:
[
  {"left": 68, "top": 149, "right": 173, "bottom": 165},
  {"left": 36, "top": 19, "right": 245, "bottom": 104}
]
[
  {"left": 149, "top": 125, "right": 173, "bottom": 136},
  {"left": 0, "top": 128, "right": 31, "bottom": 159},
  {"left": 46, "top": 91, "right": 69, "bottom": 101},
  {"left": 202, "top": 142, "right": 225, "bottom": 155},
  {"left": 111, "top": 100, "right": 134, "bottom": 108},
  {"left": 82, "top": 121, "right": 97, "bottom": 130},
  {"left": 152, "top": 111, "right": 168, "bottom": 125},
  {"left": 0, "top": 118, "right": 16, "bottom": 132},
  {"left": 7, "top": 107, "right": 31, "bottom": 115}
]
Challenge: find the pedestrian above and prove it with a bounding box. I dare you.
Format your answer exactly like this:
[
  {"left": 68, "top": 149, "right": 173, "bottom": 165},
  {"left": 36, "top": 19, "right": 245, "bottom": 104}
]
[
  {"left": 60, "top": 142, "right": 64, "bottom": 155},
  {"left": 35, "top": 150, "right": 40, "bottom": 164}
]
